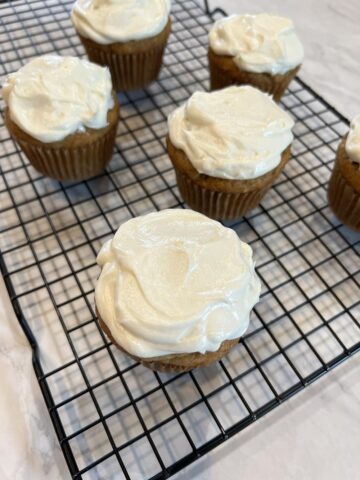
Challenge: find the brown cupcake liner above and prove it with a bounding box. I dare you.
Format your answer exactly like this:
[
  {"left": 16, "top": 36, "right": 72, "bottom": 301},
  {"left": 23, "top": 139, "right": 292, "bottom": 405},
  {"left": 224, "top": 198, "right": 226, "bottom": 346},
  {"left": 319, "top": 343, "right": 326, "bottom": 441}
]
[
  {"left": 78, "top": 19, "right": 171, "bottom": 91},
  {"left": 98, "top": 314, "right": 239, "bottom": 373},
  {"left": 14, "top": 126, "right": 118, "bottom": 181},
  {"left": 174, "top": 168, "right": 271, "bottom": 220},
  {"left": 5, "top": 96, "right": 119, "bottom": 182},
  {"left": 328, "top": 138, "right": 360, "bottom": 232},
  {"left": 167, "top": 136, "right": 291, "bottom": 220},
  {"left": 208, "top": 47, "right": 300, "bottom": 102}
]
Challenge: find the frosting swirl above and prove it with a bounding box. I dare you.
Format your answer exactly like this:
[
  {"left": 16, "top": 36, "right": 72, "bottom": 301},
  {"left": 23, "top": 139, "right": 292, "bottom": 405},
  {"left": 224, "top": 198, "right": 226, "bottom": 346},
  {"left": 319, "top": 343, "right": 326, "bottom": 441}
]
[
  {"left": 71, "top": 0, "right": 171, "bottom": 44},
  {"left": 168, "top": 85, "right": 294, "bottom": 180},
  {"left": 2, "top": 55, "right": 114, "bottom": 143},
  {"left": 209, "top": 14, "right": 304, "bottom": 75},
  {"left": 345, "top": 115, "right": 360, "bottom": 164},
  {"left": 95, "top": 209, "right": 261, "bottom": 358}
]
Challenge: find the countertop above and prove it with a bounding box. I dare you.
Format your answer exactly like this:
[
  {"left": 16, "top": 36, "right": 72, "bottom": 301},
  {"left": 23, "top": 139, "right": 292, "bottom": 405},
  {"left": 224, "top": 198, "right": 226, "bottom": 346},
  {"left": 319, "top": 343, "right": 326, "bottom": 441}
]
[{"left": 0, "top": 1, "right": 359, "bottom": 479}]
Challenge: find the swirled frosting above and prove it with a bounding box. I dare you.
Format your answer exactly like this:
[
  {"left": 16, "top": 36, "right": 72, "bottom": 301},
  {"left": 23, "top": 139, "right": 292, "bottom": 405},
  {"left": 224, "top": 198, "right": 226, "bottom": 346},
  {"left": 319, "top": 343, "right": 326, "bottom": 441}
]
[
  {"left": 345, "top": 115, "right": 360, "bottom": 164},
  {"left": 209, "top": 14, "right": 304, "bottom": 75},
  {"left": 95, "top": 209, "right": 261, "bottom": 358},
  {"left": 2, "top": 55, "right": 114, "bottom": 143},
  {"left": 71, "top": 0, "right": 171, "bottom": 44},
  {"left": 168, "top": 85, "right": 294, "bottom": 180}
]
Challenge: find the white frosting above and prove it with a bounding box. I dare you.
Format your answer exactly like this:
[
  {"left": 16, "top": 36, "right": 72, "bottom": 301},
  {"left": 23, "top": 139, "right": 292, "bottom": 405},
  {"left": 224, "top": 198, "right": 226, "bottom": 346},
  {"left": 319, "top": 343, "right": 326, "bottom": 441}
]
[
  {"left": 71, "top": 0, "right": 171, "bottom": 44},
  {"left": 2, "top": 55, "right": 114, "bottom": 143},
  {"left": 168, "top": 85, "right": 294, "bottom": 180},
  {"left": 209, "top": 14, "right": 304, "bottom": 75},
  {"left": 95, "top": 209, "right": 261, "bottom": 358},
  {"left": 345, "top": 115, "right": 360, "bottom": 164}
]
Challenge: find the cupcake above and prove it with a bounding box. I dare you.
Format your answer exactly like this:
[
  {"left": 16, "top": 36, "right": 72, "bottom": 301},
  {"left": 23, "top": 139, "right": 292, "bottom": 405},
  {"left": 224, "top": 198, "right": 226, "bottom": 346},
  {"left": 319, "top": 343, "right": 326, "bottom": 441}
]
[
  {"left": 2, "top": 55, "right": 119, "bottom": 181},
  {"left": 328, "top": 115, "right": 360, "bottom": 232},
  {"left": 208, "top": 14, "right": 304, "bottom": 101},
  {"left": 167, "top": 86, "right": 294, "bottom": 220},
  {"left": 71, "top": 0, "right": 171, "bottom": 91},
  {"left": 95, "top": 209, "right": 261, "bottom": 373}
]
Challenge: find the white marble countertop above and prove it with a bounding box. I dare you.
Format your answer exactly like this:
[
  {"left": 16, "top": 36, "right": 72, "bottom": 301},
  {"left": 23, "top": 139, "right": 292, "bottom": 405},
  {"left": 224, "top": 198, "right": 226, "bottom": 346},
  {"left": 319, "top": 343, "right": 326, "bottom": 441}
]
[{"left": 1, "top": 1, "right": 359, "bottom": 479}]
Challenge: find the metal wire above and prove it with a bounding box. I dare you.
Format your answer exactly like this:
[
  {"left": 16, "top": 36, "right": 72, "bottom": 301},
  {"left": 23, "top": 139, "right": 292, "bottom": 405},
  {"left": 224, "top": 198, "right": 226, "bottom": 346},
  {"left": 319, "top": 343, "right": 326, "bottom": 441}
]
[{"left": 0, "top": 0, "right": 359, "bottom": 479}]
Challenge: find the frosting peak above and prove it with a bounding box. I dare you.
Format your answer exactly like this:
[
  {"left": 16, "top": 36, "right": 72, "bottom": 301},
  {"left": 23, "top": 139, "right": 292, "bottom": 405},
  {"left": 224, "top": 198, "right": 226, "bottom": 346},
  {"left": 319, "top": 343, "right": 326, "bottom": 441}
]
[
  {"left": 345, "top": 115, "right": 360, "bottom": 164},
  {"left": 95, "top": 209, "right": 261, "bottom": 358},
  {"left": 71, "top": 0, "right": 171, "bottom": 44},
  {"left": 2, "top": 55, "right": 114, "bottom": 143},
  {"left": 209, "top": 13, "right": 304, "bottom": 75},
  {"left": 168, "top": 86, "right": 294, "bottom": 180}
]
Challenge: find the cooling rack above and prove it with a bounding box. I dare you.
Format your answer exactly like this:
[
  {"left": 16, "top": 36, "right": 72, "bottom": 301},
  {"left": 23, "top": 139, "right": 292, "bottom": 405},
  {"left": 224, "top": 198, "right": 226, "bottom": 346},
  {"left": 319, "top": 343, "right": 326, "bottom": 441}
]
[{"left": 0, "top": 0, "right": 359, "bottom": 479}]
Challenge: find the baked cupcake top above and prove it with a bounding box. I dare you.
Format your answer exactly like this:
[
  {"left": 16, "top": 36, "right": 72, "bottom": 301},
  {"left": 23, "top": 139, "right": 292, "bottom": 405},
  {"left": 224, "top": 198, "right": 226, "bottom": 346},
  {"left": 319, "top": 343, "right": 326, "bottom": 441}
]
[
  {"left": 168, "top": 85, "right": 294, "bottom": 180},
  {"left": 2, "top": 55, "right": 114, "bottom": 143},
  {"left": 345, "top": 115, "right": 360, "bottom": 164},
  {"left": 95, "top": 209, "right": 261, "bottom": 358},
  {"left": 71, "top": 0, "right": 171, "bottom": 44},
  {"left": 209, "top": 13, "right": 304, "bottom": 75}
]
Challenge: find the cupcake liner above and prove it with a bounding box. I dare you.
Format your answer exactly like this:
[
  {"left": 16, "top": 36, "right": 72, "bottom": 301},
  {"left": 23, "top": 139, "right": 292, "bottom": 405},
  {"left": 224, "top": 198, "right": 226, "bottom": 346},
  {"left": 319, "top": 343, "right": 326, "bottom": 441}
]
[
  {"left": 98, "top": 315, "right": 239, "bottom": 373},
  {"left": 5, "top": 100, "right": 119, "bottom": 182},
  {"left": 208, "top": 47, "right": 300, "bottom": 102},
  {"left": 78, "top": 19, "right": 171, "bottom": 91},
  {"left": 328, "top": 139, "right": 360, "bottom": 232},
  {"left": 167, "top": 137, "right": 291, "bottom": 220},
  {"left": 16, "top": 125, "right": 117, "bottom": 181},
  {"left": 174, "top": 168, "right": 270, "bottom": 220},
  {"left": 82, "top": 44, "right": 166, "bottom": 91}
]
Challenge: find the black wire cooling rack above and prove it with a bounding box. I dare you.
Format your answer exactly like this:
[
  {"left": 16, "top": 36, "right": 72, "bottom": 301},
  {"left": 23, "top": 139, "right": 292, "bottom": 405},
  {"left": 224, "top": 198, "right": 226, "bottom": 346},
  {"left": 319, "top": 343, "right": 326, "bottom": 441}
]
[{"left": 0, "top": 0, "right": 360, "bottom": 479}]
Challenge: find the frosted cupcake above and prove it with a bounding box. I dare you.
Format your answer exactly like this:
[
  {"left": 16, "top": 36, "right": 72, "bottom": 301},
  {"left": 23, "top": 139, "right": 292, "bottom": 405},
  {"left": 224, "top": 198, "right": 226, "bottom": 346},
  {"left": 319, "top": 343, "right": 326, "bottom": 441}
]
[
  {"left": 208, "top": 14, "right": 304, "bottom": 101},
  {"left": 71, "top": 0, "right": 171, "bottom": 91},
  {"left": 95, "top": 209, "right": 261, "bottom": 372},
  {"left": 167, "top": 86, "right": 294, "bottom": 220},
  {"left": 328, "top": 115, "right": 360, "bottom": 232},
  {"left": 2, "top": 55, "right": 119, "bottom": 181}
]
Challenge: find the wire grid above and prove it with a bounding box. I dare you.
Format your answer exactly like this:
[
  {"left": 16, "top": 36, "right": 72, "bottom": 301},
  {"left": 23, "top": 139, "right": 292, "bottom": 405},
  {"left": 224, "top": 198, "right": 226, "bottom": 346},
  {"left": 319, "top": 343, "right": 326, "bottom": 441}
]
[{"left": 0, "top": 0, "right": 360, "bottom": 478}]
